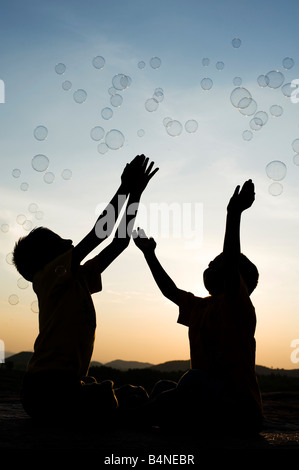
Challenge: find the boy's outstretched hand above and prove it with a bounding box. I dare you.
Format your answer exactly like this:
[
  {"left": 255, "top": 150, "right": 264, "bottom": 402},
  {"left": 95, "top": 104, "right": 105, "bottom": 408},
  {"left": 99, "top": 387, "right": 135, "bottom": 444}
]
[
  {"left": 133, "top": 228, "right": 156, "bottom": 254},
  {"left": 121, "top": 154, "right": 159, "bottom": 194},
  {"left": 227, "top": 179, "right": 255, "bottom": 213}
]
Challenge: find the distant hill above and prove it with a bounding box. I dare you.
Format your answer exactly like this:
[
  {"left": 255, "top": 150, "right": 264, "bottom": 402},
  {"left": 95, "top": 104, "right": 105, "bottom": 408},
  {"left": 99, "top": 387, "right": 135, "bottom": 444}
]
[
  {"left": 4, "top": 351, "right": 33, "bottom": 371},
  {"left": 104, "top": 359, "right": 153, "bottom": 370},
  {"left": 149, "top": 360, "right": 190, "bottom": 372}
]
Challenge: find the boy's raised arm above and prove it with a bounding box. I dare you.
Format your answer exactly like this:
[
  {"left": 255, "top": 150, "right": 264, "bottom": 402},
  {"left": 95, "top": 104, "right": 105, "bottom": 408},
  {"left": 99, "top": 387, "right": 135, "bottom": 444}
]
[
  {"left": 222, "top": 179, "right": 255, "bottom": 292},
  {"left": 72, "top": 155, "right": 147, "bottom": 266},
  {"left": 133, "top": 228, "right": 179, "bottom": 305}
]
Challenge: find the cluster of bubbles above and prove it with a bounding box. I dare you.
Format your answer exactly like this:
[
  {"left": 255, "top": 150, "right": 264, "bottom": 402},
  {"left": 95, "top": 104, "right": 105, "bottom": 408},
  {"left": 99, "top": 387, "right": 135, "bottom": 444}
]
[
  {"left": 138, "top": 56, "right": 162, "bottom": 70},
  {"left": 145, "top": 87, "right": 164, "bottom": 112},
  {"left": 162, "top": 117, "right": 198, "bottom": 137},
  {"left": 90, "top": 126, "right": 125, "bottom": 154}
]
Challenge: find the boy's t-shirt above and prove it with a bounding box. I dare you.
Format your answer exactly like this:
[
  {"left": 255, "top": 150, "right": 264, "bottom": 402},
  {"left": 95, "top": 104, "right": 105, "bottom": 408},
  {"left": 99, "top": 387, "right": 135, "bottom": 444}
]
[
  {"left": 177, "top": 278, "right": 263, "bottom": 415},
  {"left": 27, "top": 249, "right": 102, "bottom": 379}
]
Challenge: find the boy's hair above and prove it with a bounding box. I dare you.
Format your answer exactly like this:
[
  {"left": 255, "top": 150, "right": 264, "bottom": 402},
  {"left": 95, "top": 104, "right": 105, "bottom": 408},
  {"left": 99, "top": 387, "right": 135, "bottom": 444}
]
[
  {"left": 12, "top": 227, "right": 55, "bottom": 281},
  {"left": 238, "top": 253, "right": 259, "bottom": 295}
]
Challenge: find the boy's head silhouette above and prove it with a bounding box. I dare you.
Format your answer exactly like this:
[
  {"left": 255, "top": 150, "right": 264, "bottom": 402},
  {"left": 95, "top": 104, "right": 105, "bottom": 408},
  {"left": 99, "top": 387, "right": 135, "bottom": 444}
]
[
  {"left": 13, "top": 227, "right": 73, "bottom": 281},
  {"left": 203, "top": 253, "right": 259, "bottom": 296}
]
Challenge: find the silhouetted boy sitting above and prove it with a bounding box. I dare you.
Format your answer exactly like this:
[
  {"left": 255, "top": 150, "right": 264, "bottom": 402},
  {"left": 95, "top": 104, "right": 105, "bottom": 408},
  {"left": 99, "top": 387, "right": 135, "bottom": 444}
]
[
  {"left": 13, "top": 155, "right": 158, "bottom": 425},
  {"left": 133, "top": 180, "right": 263, "bottom": 434}
]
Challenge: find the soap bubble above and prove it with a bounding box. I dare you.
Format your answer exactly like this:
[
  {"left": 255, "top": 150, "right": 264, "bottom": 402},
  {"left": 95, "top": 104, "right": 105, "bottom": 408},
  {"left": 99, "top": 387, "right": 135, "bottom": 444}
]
[
  {"left": 101, "top": 107, "right": 113, "bottom": 120},
  {"left": 242, "top": 130, "right": 253, "bottom": 141},
  {"left": 265, "top": 70, "right": 284, "bottom": 89},
  {"left": 257, "top": 75, "right": 270, "bottom": 87},
  {"left": 31, "top": 300, "right": 39, "bottom": 313},
  {"left": 266, "top": 161, "right": 287, "bottom": 181},
  {"left": 61, "top": 169, "right": 72, "bottom": 180},
  {"left": 293, "top": 154, "right": 299, "bottom": 166},
  {"left": 55, "top": 265, "right": 67, "bottom": 277},
  {"left": 28, "top": 203, "right": 38, "bottom": 213},
  {"left": 255, "top": 111, "right": 268, "bottom": 126},
  {"left": 163, "top": 117, "right": 172, "bottom": 127},
  {"left": 239, "top": 98, "right": 257, "bottom": 116},
  {"left": 270, "top": 105, "right": 283, "bottom": 117},
  {"left": 43, "top": 172, "right": 55, "bottom": 184},
  {"left": 32, "top": 154, "right": 49, "bottom": 172},
  {"left": 90, "top": 126, "right": 105, "bottom": 141},
  {"left": 138, "top": 61, "right": 146, "bottom": 69},
  {"left": 6, "top": 253, "right": 13, "bottom": 265},
  {"left": 232, "top": 37, "right": 241, "bottom": 48},
  {"left": 150, "top": 57, "right": 161, "bottom": 69},
  {"left": 281, "top": 83, "right": 294, "bottom": 98},
  {"left": 17, "top": 277, "right": 29, "bottom": 289},
  {"left": 92, "top": 56, "right": 105, "bottom": 69},
  {"left": 110, "top": 94, "right": 123, "bottom": 107},
  {"left": 250, "top": 117, "right": 263, "bottom": 131},
  {"left": 16, "top": 214, "right": 26, "bottom": 225},
  {"left": 73, "top": 89, "right": 87, "bottom": 104},
  {"left": 282, "top": 57, "right": 294, "bottom": 70},
  {"left": 145, "top": 98, "right": 159, "bottom": 112},
  {"left": 34, "top": 126, "right": 48, "bottom": 141},
  {"left": 105, "top": 129, "right": 125, "bottom": 150},
  {"left": 23, "top": 220, "right": 33, "bottom": 231},
  {"left": 216, "top": 61, "right": 224, "bottom": 70},
  {"left": 185, "top": 120, "right": 198, "bottom": 133},
  {"left": 202, "top": 58, "right": 210, "bottom": 66},
  {"left": 112, "top": 74, "right": 130, "bottom": 90},
  {"left": 12, "top": 169, "right": 21, "bottom": 178},
  {"left": 108, "top": 87, "right": 117, "bottom": 96},
  {"left": 233, "top": 77, "right": 242, "bottom": 86},
  {"left": 153, "top": 90, "right": 164, "bottom": 102},
  {"left": 35, "top": 211, "right": 44, "bottom": 220},
  {"left": 292, "top": 139, "right": 299, "bottom": 153},
  {"left": 20, "top": 182, "right": 29, "bottom": 191},
  {"left": 137, "top": 129, "right": 145, "bottom": 137},
  {"left": 8, "top": 294, "right": 19, "bottom": 305},
  {"left": 200, "top": 78, "right": 213, "bottom": 90},
  {"left": 62, "top": 80, "right": 72, "bottom": 91},
  {"left": 55, "top": 63, "right": 66, "bottom": 75},
  {"left": 268, "top": 182, "right": 283, "bottom": 196},
  {"left": 1, "top": 224, "right": 9, "bottom": 233},
  {"left": 97, "top": 142, "right": 109, "bottom": 154},
  {"left": 230, "top": 87, "right": 251, "bottom": 108},
  {"left": 166, "top": 120, "right": 183, "bottom": 137}
]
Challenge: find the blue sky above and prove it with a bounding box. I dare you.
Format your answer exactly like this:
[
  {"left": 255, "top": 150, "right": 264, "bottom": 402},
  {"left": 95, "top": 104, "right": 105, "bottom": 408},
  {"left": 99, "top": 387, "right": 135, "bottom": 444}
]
[{"left": 1, "top": 0, "right": 299, "bottom": 367}]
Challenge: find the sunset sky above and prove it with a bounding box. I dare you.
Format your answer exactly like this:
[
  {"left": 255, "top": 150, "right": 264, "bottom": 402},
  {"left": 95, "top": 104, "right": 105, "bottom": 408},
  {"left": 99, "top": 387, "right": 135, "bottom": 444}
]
[{"left": 0, "top": 0, "right": 299, "bottom": 369}]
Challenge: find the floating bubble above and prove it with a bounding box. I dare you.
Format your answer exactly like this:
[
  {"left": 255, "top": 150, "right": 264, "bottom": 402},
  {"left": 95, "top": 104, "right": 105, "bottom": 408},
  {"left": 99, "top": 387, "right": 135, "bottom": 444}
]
[
  {"left": 32, "top": 154, "right": 49, "bottom": 172},
  {"left": 1, "top": 224, "right": 9, "bottom": 233},
  {"left": 250, "top": 117, "right": 263, "bottom": 131},
  {"left": 268, "top": 182, "right": 283, "bottom": 196},
  {"left": 265, "top": 70, "right": 284, "bottom": 89},
  {"left": 92, "top": 56, "right": 105, "bottom": 69},
  {"left": 185, "top": 120, "right": 198, "bottom": 133},
  {"left": 266, "top": 161, "right": 287, "bottom": 181},
  {"left": 55, "top": 63, "right": 66, "bottom": 75},
  {"left": 292, "top": 139, "right": 299, "bottom": 153},
  {"left": 17, "top": 277, "right": 29, "bottom": 289},
  {"left": 6, "top": 253, "right": 13, "bottom": 265},
  {"left": 282, "top": 57, "right": 294, "bottom": 70},
  {"left": 239, "top": 98, "right": 257, "bottom": 116},
  {"left": 35, "top": 211, "right": 44, "bottom": 220},
  {"left": 90, "top": 126, "right": 105, "bottom": 141},
  {"left": 137, "top": 129, "right": 145, "bottom": 137},
  {"left": 34, "top": 126, "right": 48, "bottom": 141},
  {"left": 270, "top": 105, "right": 283, "bottom": 117},
  {"left": 150, "top": 57, "right": 161, "bottom": 69},
  {"left": 202, "top": 58, "right": 210, "bottom": 66},
  {"left": 16, "top": 214, "right": 26, "bottom": 225},
  {"left": 153, "top": 90, "right": 164, "bottom": 102},
  {"left": 163, "top": 117, "right": 172, "bottom": 127},
  {"left": 216, "top": 61, "right": 224, "bottom": 70},
  {"left": 230, "top": 87, "right": 251, "bottom": 108},
  {"left": 200, "top": 78, "right": 213, "bottom": 90},
  {"left": 110, "top": 94, "right": 123, "bottom": 107},
  {"left": 55, "top": 265, "right": 67, "bottom": 277},
  {"left": 145, "top": 98, "right": 159, "bottom": 112},
  {"left": 166, "top": 120, "right": 183, "bottom": 137},
  {"left": 233, "top": 77, "right": 242, "bottom": 86},
  {"left": 281, "top": 83, "right": 294, "bottom": 98},
  {"left": 293, "top": 154, "right": 299, "bottom": 166},
  {"left": 138, "top": 61, "right": 146, "bottom": 69},
  {"left": 112, "top": 74, "right": 130, "bottom": 90},
  {"left": 255, "top": 111, "right": 268, "bottom": 126},
  {"left": 101, "top": 107, "right": 113, "bottom": 120},
  {"left": 8, "top": 294, "right": 19, "bottom": 305},
  {"left": 232, "top": 37, "right": 241, "bottom": 48},
  {"left": 105, "top": 129, "right": 125, "bottom": 150},
  {"left": 28, "top": 203, "right": 38, "bottom": 213},
  {"left": 61, "top": 169, "right": 72, "bottom": 180},
  {"left": 257, "top": 75, "right": 270, "bottom": 87},
  {"left": 73, "top": 89, "right": 87, "bottom": 104},
  {"left": 12, "top": 169, "right": 21, "bottom": 178},
  {"left": 20, "top": 182, "right": 29, "bottom": 191},
  {"left": 62, "top": 80, "right": 72, "bottom": 91},
  {"left": 31, "top": 300, "right": 39, "bottom": 313},
  {"left": 43, "top": 172, "right": 55, "bottom": 184},
  {"left": 97, "top": 142, "right": 109, "bottom": 154},
  {"left": 23, "top": 220, "right": 33, "bottom": 231},
  {"left": 242, "top": 130, "right": 253, "bottom": 141}
]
